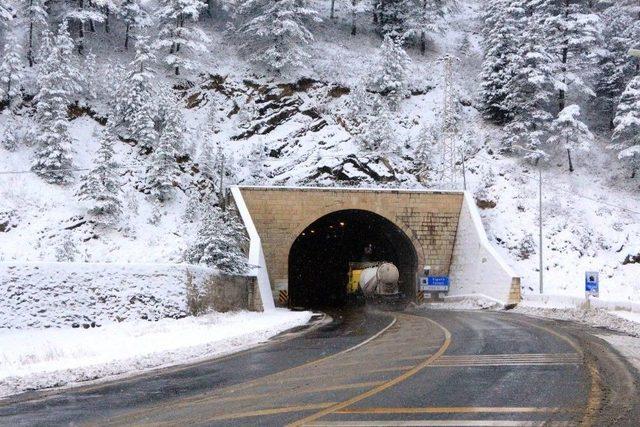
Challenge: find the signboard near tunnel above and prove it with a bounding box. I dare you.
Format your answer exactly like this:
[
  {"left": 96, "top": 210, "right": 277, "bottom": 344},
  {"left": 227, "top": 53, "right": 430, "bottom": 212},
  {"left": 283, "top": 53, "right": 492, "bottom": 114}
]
[{"left": 420, "top": 276, "right": 450, "bottom": 293}]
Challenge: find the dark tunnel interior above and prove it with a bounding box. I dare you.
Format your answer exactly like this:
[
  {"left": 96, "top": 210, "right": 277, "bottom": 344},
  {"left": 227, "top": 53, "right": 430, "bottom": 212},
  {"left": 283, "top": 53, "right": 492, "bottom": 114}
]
[{"left": 288, "top": 209, "right": 418, "bottom": 309}]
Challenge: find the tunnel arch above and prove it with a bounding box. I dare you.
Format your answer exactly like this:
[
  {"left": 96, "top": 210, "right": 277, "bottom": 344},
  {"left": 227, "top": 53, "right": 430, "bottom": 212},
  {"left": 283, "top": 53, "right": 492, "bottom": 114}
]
[{"left": 287, "top": 209, "right": 419, "bottom": 309}]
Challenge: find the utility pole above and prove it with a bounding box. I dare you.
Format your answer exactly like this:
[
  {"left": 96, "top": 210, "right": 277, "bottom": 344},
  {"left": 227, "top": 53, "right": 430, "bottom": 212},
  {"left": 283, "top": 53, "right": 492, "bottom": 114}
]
[
  {"left": 514, "top": 145, "right": 544, "bottom": 294},
  {"left": 538, "top": 164, "right": 543, "bottom": 294},
  {"left": 441, "top": 54, "right": 456, "bottom": 188},
  {"left": 219, "top": 152, "right": 226, "bottom": 211}
]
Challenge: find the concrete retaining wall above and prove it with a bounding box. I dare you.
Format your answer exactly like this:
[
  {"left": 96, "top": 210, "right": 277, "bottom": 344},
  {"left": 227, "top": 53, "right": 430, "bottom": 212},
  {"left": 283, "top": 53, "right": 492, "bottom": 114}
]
[
  {"left": 449, "top": 193, "right": 521, "bottom": 305},
  {"left": 0, "top": 262, "right": 260, "bottom": 329}
]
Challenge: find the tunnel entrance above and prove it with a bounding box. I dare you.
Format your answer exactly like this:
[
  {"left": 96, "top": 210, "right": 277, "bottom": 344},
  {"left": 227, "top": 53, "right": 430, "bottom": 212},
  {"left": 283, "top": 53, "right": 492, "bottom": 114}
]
[{"left": 288, "top": 209, "right": 419, "bottom": 309}]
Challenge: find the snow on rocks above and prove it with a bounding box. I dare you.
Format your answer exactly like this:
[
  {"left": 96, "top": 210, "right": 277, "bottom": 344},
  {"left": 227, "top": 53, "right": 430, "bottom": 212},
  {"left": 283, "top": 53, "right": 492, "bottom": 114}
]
[
  {"left": 0, "top": 262, "right": 215, "bottom": 328},
  {"left": 0, "top": 309, "right": 312, "bottom": 398}
]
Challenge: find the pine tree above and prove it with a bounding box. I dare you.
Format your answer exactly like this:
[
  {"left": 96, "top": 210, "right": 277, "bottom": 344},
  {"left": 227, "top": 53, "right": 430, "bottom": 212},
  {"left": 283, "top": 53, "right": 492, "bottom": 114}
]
[
  {"left": 186, "top": 206, "right": 249, "bottom": 274},
  {"left": 64, "top": 0, "right": 105, "bottom": 55},
  {"left": 611, "top": 76, "right": 640, "bottom": 178},
  {"left": 31, "top": 21, "right": 82, "bottom": 184},
  {"left": 357, "top": 95, "right": 395, "bottom": 151},
  {"left": 547, "top": 104, "right": 593, "bottom": 172},
  {"left": 367, "top": 35, "right": 411, "bottom": 111},
  {"left": 231, "top": 0, "right": 320, "bottom": 71},
  {"left": 405, "top": 0, "right": 451, "bottom": 54},
  {"left": 0, "top": 33, "right": 25, "bottom": 103},
  {"left": 114, "top": 37, "right": 157, "bottom": 150},
  {"left": 480, "top": 0, "right": 523, "bottom": 124},
  {"left": 373, "top": 0, "right": 410, "bottom": 38},
  {"left": 155, "top": 88, "right": 186, "bottom": 155},
  {"left": 154, "top": 0, "right": 209, "bottom": 76},
  {"left": 595, "top": 2, "right": 637, "bottom": 129},
  {"left": 147, "top": 124, "right": 179, "bottom": 203},
  {"left": 77, "top": 125, "right": 123, "bottom": 227},
  {"left": 93, "top": 0, "right": 120, "bottom": 33},
  {"left": 24, "top": 0, "right": 48, "bottom": 67},
  {"left": 543, "top": 0, "right": 600, "bottom": 111},
  {"left": 120, "top": 0, "right": 145, "bottom": 50},
  {"left": 501, "top": 4, "right": 557, "bottom": 154},
  {"left": 0, "top": 2, "right": 13, "bottom": 33}
]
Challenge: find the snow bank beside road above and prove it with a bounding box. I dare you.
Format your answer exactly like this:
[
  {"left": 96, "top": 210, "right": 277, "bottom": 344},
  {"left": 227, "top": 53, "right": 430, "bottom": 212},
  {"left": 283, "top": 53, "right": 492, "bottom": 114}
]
[{"left": 0, "top": 309, "right": 312, "bottom": 398}]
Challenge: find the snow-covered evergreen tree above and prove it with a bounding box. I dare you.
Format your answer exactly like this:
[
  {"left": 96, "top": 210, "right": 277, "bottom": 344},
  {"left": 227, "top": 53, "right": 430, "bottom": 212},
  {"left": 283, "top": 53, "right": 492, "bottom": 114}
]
[
  {"left": 155, "top": 88, "right": 186, "bottom": 154},
  {"left": 373, "top": 0, "right": 410, "bottom": 38},
  {"left": 357, "top": 95, "right": 395, "bottom": 151},
  {"left": 405, "top": 0, "right": 451, "bottom": 54},
  {"left": 480, "top": 0, "right": 521, "bottom": 124},
  {"left": 231, "top": 0, "right": 320, "bottom": 71},
  {"left": 55, "top": 232, "right": 79, "bottom": 262},
  {"left": 186, "top": 206, "right": 248, "bottom": 274},
  {"left": 24, "top": 0, "right": 48, "bottom": 67},
  {"left": 367, "top": 35, "right": 411, "bottom": 111},
  {"left": 64, "top": 0, "right": 105, "bottom": 54},
  {"left": 595, "top": 2, "right": 637, "bottom": 129},
  {"left": 0, "top": 33, "right": 25, "bottom": 103},
  {"left": 543, "top": 0, "right": 600, "bottom": 111},
  {"left": 31, "top": 21, "right": 82, "bottom": 184},
  {"left": 154, "top": 0, "right": 209, "bottom": 75},
  {"left": 611, "top": 76, "right": 640, "bottom": 177},
  {"left": 93, "top": 0, "right": 120, "bottom": 33},
  {"left": 0, "top": 2, "right": 14, "bottom": 36},
  {"left": 547, "top": 105, "right": 593, "bottom": 172},
  {"left": 147, "top": 122, "right": 179, "bottom": 202},
  {"left": 120, "top": 0, "right": 146, "bottom": 50},
  {"left": 501, "top": 4, "right": 557, "bottom": 155},
  {"left": 77, "top": 125, "right": 123, "bottom": 227},
  {"left": 114, "top": 37, "right": 157, "bottom": 150}
]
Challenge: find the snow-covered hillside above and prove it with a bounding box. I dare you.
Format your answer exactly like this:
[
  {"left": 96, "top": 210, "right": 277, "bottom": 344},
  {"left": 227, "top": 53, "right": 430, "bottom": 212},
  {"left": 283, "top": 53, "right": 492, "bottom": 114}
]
[{"left": 0, "top": 0, "right": 639, "bottom": 305}]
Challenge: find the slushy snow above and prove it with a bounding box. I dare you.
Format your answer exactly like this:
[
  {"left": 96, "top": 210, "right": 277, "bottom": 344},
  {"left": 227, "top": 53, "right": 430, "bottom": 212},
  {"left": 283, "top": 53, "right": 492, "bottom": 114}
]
[{"left": 0, "top": 309, "right": 312, "bottom": 398}]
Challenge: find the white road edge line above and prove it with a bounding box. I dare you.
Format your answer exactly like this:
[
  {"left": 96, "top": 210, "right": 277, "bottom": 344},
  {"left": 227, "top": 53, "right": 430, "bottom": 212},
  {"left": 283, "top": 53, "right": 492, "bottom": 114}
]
[{"left": 338, "top": 316, "right": 398, "bottom": 356}]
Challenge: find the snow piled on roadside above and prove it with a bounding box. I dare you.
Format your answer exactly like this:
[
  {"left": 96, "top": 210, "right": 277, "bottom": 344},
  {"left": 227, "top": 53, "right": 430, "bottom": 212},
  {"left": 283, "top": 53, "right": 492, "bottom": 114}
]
[
  {"left": 511, "top": 305, "right": 640, "bottom": 338},
  {"left": 0, "top": 309, "right": 312, "bottom": 398},
  {"left": 419, "top": 296, "right": 503, "bottom": 311}
]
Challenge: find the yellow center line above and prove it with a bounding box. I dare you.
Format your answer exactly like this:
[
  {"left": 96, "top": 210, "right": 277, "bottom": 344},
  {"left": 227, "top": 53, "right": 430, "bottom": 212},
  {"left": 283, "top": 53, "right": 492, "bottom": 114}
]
[
  {"left": 336, "top": 406, "right": 579, "bottom": 414},
  {"left": 99, "top": 316, "right": 399, "bottom": 425},
  {"left": 129, "top": 402, "right": 340, "bottom": 426},
  {"left": 287, "top": 314, "right": 452, "bottom": 427},
  {"left": 182, "top": 381, "right": 387, "bottom": 406}
]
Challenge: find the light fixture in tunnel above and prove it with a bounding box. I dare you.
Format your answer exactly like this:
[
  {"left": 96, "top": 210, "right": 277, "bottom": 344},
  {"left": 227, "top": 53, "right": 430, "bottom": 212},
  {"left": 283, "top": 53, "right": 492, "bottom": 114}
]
[{"left": 339, "top": 222, "right": 345, "bottom": 227}]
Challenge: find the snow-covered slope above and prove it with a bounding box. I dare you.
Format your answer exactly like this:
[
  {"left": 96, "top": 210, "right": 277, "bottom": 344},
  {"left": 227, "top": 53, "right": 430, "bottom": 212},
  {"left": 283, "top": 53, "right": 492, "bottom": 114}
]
[{"left": 0, "top": 0, "right": 638, "bottom": 306}]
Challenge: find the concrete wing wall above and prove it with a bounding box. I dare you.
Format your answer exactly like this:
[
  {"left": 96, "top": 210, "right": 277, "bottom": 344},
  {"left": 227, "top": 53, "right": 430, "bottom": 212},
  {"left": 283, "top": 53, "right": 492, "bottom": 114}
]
[
  {"left": 449, "top": 193, "right": 521, "bottom": 305},
  {"left": 230, "top": 186, "right": 276, "bottom": 312}
]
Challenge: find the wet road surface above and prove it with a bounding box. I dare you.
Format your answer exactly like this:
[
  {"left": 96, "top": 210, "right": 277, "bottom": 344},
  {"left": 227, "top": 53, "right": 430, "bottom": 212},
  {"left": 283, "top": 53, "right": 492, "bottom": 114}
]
[{"left": 1, "top": 307, "right": 639, "bottom": 426}]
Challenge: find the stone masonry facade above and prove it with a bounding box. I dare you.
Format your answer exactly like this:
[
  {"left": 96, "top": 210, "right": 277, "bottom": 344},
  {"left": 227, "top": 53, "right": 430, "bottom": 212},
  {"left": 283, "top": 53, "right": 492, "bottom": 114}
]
[{"left": 237, "top": 187, "right": 464, "bottom": 295}]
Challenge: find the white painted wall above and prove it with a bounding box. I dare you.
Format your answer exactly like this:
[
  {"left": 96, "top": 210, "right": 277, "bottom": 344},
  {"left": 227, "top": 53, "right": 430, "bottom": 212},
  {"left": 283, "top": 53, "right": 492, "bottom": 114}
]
[
  {"left": 449, "top": 192, "right": 519, "bottom": 305},
  {"left": 230, "top": 186, "right": 276, "bottom": 312}
]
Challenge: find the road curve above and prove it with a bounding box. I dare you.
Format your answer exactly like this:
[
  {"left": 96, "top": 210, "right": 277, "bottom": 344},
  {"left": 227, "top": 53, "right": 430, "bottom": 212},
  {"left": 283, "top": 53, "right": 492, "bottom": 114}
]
[{"left": 1, "top": 308, "right": 639, "bottom": 426}]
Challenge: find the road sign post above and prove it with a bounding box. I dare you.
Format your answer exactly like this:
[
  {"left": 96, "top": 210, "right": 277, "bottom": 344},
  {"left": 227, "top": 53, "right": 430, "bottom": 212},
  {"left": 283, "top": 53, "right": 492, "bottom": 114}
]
[
  {"left": 420, "top": 276, "right": 450, "bottom": 302},
  {"left": 585, "top": 272, "right": 599, "bottom": 298}
]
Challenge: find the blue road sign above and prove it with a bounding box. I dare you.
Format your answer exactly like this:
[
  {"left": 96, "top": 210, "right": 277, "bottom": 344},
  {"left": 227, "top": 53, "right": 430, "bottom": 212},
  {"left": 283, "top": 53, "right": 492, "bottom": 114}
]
[
  {"left": 420, "top": 276, "right": 450, "bottom": 292},
  {"left": 585, "top": 271, "right": 599, "bottom": 297}
]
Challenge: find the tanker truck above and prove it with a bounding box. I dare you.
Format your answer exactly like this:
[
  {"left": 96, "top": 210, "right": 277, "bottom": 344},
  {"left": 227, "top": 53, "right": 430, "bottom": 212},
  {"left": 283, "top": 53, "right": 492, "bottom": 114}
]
[{"left": 347, "top": 261, "right": 401, "bottom": 304}]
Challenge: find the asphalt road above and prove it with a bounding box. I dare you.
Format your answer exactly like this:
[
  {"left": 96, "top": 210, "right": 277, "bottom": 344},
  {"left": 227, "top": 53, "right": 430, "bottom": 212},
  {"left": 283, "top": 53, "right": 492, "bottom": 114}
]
[{"left": 1, "top": 307, "right": 639, "bottom": 426}]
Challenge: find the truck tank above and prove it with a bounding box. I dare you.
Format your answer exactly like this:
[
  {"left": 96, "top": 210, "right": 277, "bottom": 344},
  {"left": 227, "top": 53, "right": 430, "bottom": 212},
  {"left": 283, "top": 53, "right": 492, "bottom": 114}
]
[{"left": 359, "top": 262, "right": 400, "bottom": 296}]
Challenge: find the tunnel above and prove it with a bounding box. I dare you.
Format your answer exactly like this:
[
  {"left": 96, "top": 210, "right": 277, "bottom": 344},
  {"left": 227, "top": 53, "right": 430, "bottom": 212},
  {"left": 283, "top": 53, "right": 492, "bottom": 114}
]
[{"left": 288, "top": 209, "right": 419, "bottom": 309}]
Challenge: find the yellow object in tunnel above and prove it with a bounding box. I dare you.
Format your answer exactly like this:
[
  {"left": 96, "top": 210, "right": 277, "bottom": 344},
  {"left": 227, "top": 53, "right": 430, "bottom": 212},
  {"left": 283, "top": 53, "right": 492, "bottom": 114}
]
[{"left": 347, "top": 268, "right": 362, "bottom": 295}]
